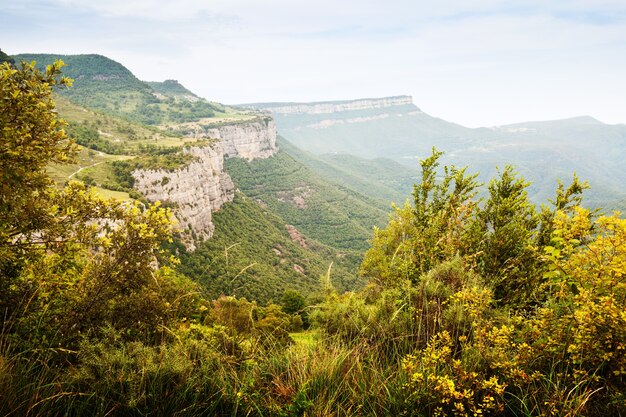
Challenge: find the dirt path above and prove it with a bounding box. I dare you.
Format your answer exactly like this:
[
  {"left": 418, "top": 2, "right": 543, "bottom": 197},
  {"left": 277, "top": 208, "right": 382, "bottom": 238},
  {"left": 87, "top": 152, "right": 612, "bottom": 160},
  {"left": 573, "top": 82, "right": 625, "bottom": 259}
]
[{"left": 69, "top": 160, "right": 105, "bottom": 179}]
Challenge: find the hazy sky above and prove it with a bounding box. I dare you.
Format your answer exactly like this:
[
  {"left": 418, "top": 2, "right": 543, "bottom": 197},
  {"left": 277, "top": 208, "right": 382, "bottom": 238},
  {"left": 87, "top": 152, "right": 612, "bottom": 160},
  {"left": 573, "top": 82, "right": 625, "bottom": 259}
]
[{"left": 2, "top": 0, "right": 625, "bottom": 127}]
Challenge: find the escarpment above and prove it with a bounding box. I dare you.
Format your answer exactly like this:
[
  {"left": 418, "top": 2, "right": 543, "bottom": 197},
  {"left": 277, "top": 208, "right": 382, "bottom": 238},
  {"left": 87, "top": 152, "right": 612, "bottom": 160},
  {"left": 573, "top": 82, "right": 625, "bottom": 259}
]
[
  {"left": 251, "top": 96, "right": 414, "bottom": 115},
  {"left": 171, "top": 117, "right": 277, "bottom": 160},
  {"left": 133, "top": 117, "right": 278, "bottom": 249},
  {"left": 132, "top": 145, "right": 235, "bottom": 250},
  {"left": 205, "top": 118, "right": 277, "bottom": 160}
]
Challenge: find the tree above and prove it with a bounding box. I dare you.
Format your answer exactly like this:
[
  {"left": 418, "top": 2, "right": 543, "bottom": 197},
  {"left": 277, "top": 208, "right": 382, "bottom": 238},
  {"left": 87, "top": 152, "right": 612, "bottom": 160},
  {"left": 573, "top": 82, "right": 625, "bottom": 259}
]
[
  {"left": 281, "top": 289, "right": 306, "bottom": 315},
  {"left": 467, "top": 166, "right": 540, "bottom": 307},
  {"left": 361, "top": 148, "right": 480, "bottom": 287},
  {"left": 0, "top": 60, "right": 181, "bottom": 350},
  {"left": 0, "top": 48, "right": 14, "bottom": 65},
  {"left": 1, "top": 60, "right": 75, "bottom": 321}
]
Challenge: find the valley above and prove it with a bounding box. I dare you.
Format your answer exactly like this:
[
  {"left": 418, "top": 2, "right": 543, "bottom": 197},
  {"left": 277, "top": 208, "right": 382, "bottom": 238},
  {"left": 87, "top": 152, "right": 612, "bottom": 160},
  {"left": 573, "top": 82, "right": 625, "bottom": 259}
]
[{"left": 250, "top": 97, "right": 626, "bottom": 211}]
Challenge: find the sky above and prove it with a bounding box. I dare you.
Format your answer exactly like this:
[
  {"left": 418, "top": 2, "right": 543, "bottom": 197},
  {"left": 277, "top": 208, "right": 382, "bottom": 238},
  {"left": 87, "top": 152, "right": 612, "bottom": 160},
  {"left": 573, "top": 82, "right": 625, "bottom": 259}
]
[{"left": 2, "top": 0, "right": 625, "bottom": 127}]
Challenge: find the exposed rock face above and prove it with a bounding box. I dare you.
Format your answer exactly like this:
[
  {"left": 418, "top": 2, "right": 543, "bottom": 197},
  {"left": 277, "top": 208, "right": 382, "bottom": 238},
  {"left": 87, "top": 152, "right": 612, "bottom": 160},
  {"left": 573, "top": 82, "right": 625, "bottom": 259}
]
[
  {"left": 173, "top": 117, "right": 277, "bottom": 160},
  {"left": 132, "top": 144, "right": 235, "bottom": 250},
  {"left": 132, "top": 116, "right": 278, "bottom": 250},
  {"left": 204, "top": 118, "right": 277, "bottom": 160},
  {"left": 285, "top": 224, "right": 308, "bottom": 248},
  {"left": 257, "top": 96, "right": 414, "bottom": 115}
]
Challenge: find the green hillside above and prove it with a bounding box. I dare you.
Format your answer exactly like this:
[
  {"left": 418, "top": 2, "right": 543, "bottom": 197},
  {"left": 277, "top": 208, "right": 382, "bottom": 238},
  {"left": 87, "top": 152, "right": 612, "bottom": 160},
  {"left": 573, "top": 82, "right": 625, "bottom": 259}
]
[
  {"left": 13, "top": 53, "right": 229, "bottom": 125},
  {"left": 277, "top": 136, "right": 419, "bottom": 206},
  {"left": 37, "top": 73, "right": 369, "bottom": 303},
  {"left": 146, "top": 79, "right": 198, "bottom": 98},
  {"left": 178, "top": 193, "right": 364, "bottom": 304},
  {"left": 249, "top": 99, "right": 626, "bottom": 211},
  {"left": 225, "top": 145, "right": 390, "bottom": 252},
  {"left": 43, "top": 93, "right": 364, "bottom": 301}
]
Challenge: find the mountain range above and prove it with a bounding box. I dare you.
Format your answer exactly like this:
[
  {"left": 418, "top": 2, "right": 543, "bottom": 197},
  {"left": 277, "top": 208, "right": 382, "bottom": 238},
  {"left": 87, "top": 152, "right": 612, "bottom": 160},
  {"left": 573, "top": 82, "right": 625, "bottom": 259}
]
[{"left": 8, "top": 51, "right": 625, "bottom": 301}]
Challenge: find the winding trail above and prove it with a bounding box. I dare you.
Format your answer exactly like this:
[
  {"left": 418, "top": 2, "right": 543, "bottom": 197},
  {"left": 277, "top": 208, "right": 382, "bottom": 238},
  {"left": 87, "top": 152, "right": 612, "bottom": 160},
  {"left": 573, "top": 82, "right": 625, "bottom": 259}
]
[{"left": 68, "top": 160, "right": 106, "bottom": 179}]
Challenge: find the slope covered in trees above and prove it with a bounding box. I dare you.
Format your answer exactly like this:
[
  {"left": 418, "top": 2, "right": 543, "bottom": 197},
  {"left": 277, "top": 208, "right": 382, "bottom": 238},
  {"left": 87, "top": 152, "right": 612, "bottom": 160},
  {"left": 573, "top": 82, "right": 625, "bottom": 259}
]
[
  {"left": 8, "top": 55, "right": 367, "bottom": 306},
  {"left": 178, "top": 193, "right": 365, "bottom": 304},
  {"left": 276, "top": 136, "right": 420, "bottom": 206},
  {"left": 225, "top": 142, "right": 389, "bottom": 252},
  {"left": 249, "top": 98, "right": 626, "bottom": 210},
  {"left": 13, "top": 53, "right": 235, "bottom": 125}
]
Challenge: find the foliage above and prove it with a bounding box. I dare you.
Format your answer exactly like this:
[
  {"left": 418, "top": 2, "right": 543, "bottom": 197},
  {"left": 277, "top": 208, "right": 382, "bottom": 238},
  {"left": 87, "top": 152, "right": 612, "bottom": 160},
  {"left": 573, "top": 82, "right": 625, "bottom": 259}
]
[
  {"left": 14, "top": 54, "right": 229, "bottom": 125},
  {"left": 467, "top": 166, "right": 542, "bottom": 307},
  {"left": 361, "top": 148, "right": 480, "bottom": 287},
  {"left": 66, "top": 121, "right": 125, "bottom": 154},
  {"left": 0, "top": 48, "right": 14, "bottom": 65},
  {"left": 2, "top": 58, "right": 624, "bottom": 416},
  {"left": 178, "top": 193, "right": 363, "bottom": 304},
  {"left": 0, "top": 60, "right": 74, "bottom": 262},
  {"left": 225, "top": 147, "right": 389, "bottom": 252}
]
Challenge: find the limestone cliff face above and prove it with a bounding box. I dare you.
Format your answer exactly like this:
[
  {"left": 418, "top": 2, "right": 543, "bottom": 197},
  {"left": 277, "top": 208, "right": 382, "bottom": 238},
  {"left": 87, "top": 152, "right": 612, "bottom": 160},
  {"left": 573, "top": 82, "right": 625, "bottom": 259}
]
[
  {"left": 173, "top": 117, "right": 277, "bottom": 160},
  {"left": 258, "top": 96, "right": 414, "bottom": 115},
  {"left": 132, "top": 116, "right": 278, "bottom": 249},
  {"left": 204, "top": 118, "right": 277, "bottom": 160},
  {"left": 132, "top": 145, "right": 235, "bottom": 250}
]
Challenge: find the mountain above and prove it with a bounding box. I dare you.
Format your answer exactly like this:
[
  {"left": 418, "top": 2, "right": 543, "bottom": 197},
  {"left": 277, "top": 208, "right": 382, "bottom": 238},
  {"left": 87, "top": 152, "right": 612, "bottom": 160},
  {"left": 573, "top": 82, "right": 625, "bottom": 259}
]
[
  {"left": 13, "top": 54, "right": 233, "bottom": 125},
  {"left": 225, "top": 138, "right": 390, "bottom": 252},
  {"left": 28, "top": 52, "right": 381, "bottom": 301},
  {"left": 246, "top": 97, "right": 626, "bottom": 211}
]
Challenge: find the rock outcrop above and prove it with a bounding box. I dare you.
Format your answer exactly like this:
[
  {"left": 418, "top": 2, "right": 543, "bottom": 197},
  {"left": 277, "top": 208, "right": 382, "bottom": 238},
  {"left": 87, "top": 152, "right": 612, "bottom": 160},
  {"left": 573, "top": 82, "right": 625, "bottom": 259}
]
[
  {"left": 132, "top": 144, "right": 235, "bottom": 250},
  {"left": 204, "top": 118, "right": 277, "bottom": 160},
  {"left": 173, "top": 117, "right": 277, "bottom": 160},
  {"left": 132, "top": 116, "right": 278, "bottom": 249},
  {"left": 255, "top": 96, "right": 414, "bottom": 115}
]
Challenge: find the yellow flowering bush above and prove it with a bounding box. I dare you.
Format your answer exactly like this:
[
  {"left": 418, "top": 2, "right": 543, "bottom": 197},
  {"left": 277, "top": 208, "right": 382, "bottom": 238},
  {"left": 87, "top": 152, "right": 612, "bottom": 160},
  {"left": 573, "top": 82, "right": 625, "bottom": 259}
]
[{"left": 402, "top": 331, "right": 507, "bottom": 416}]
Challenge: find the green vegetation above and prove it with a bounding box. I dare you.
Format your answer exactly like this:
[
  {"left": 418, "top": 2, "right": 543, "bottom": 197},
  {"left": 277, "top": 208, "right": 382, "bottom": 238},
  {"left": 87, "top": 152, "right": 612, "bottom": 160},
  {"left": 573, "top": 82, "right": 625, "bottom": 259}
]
[
  {"left": 0, "top": 48, "right": 14, "bottom": 65},
  {"left": 53, "top": 94, "right": 196, "bottom": 152},
  {"left": 2, "top": 57, "right": 624, "bottom": 417},
  {"left": 225, "top": 146, "right": 389, "bottom": 252},
  {"left": 178, "top": 193, "right": 364, "bottom": 304},
  {"left": 278, "top": 135, "right": 419, "bottom": 207},
  {"left": 13, "top": 54, "right": 231, "bottom": 125},
  {"left": 146, "top": 79, "right": 198, "bottom": 97},
  {"left": 46, "top": 145, "right": 131, "bottom": 185}
]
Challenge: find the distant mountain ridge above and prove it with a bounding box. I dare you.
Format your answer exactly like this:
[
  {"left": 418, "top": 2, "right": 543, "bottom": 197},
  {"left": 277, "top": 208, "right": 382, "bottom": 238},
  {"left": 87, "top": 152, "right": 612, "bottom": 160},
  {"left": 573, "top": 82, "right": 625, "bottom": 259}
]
[
  {"left": 246, "top": 96, "right": 626, "bottom": 211},
  {"left": 247, "top": 96, "right": 415, "bottom": 115}
]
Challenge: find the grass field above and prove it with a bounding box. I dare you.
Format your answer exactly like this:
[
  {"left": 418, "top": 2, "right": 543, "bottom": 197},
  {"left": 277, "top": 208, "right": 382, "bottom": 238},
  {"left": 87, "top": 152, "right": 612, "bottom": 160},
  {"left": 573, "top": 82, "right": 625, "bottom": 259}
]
[{"left": 47, "top": 146, "right": 133, "bottom": 184}]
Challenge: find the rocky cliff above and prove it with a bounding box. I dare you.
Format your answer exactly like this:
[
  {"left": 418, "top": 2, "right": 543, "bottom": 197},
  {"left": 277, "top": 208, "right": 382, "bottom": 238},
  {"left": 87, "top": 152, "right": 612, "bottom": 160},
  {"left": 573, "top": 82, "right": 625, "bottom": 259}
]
[
  {"left": 132, "top": 115, "right": 278, "bottom": 249},
  {"left": 132, "top": 145, "right": 235, "bottom": 250},
  {"left": 173, "top": 117, "right": 277, "bottom": 160},
  {"left": 205, "top": 118, "right": 277, "bottom": 160},
  {"left": 254, "top": 96, "right": 414, "bottom": 115}
]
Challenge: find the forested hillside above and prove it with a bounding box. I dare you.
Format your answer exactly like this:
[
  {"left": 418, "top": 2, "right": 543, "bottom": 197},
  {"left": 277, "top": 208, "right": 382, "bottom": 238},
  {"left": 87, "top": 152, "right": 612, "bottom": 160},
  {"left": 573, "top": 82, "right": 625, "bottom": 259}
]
[
  {"left": 276, "top": 136, "right": 419, "bottom": 206},
  {"left": 9, "top": 54, "right": 378, "bottom": 304},
  {"left": 14, "top": 54, "right": 239, "bottom": 125},
  {"left": 179, "top": 193, "right": 365, "bottom": 303},
  {"left": 225, "top": 144, "right": 389, "bottom": 252},
  {"left": 250, "top": 98, "right": 626, "bottom": 210}
]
